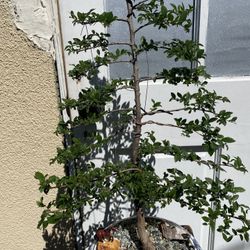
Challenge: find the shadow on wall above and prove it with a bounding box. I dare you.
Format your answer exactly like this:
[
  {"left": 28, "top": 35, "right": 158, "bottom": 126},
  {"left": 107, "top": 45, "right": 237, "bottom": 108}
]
[
  {"left": 71, "top": 76, "right": 160, "bottom": 248},
  {"left": 43, "top": 220, "right": 75, "bottom": 250},
  {"left": 73, "top": 89, "right": 134, "bottom": 248},
  {"left": 40, "top": 76, "right": 158, "bottom": 248}
]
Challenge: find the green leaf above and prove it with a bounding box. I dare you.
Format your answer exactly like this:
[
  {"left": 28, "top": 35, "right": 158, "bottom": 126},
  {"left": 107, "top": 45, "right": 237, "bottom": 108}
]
[
  {"left": 222, "top": 233, "right": 233, "bottom": 242},
  {"left": 35, "top": 172, "right": 45, "bottom": 182},
  {"left": 202, "top": 216, "right": 210, "bottom": 222},
  {"left": 244, "top": 232, "right": 249, "bottom": 241},
  {"left": 233, "top": 187, "right": 246, "bottom": 193},
  {"left": 222, "top": 137, "right": 236, "bottom": 143}
]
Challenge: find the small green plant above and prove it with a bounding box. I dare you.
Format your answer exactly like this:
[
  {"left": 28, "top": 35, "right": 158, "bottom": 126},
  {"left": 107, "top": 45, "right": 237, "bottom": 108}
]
[{"left": 36, "top": 1, "right": 250, "bottom": 249}]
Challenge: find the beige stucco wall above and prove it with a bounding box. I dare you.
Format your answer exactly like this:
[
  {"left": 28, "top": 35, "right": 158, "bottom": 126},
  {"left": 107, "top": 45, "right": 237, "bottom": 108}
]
[{"left": 0, "top": 0, "right": 70, "bottom": 249}]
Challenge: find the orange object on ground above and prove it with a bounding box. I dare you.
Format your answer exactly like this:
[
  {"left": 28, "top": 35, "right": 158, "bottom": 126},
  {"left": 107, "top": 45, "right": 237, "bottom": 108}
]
[{"left": 97, "top": 238, "right": 120, "bottom": 250}]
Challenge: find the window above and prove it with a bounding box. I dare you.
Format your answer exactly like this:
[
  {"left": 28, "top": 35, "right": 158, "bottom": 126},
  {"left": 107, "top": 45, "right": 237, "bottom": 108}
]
[
  {"left": 106, "top": 0, "right": 193, "bottom": 78},
  {"left": 104, "top": 0, "right": 250, "bottom": 78},
  {"left": 205, "top": 0, "right": 250, "bottom": 76}
]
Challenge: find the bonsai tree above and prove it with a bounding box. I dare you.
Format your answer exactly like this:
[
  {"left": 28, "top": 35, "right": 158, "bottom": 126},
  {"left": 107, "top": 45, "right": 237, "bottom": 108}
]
[{"left": 36, "top": 0, "right": 250, "bottom": 249}]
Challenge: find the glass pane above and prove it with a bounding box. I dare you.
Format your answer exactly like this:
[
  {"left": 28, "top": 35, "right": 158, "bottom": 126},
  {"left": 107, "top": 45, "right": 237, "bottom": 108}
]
[
  {"left": 206, "top": 0, "right": 250, "bottom": 76},
  {"left": 105, "top": 0, "right": 193, "bottom": 79}
]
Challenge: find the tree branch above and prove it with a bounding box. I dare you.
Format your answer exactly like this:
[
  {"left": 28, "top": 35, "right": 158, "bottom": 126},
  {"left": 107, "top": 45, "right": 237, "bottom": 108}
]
[
  {"left": 141, "top": 120, "right": 203, "bottom": 137},
  {"left": 109, "top": 60, "right": 131, "bottom": 64},
  {"left": 142, "top": 108, "right": 188, "bottom": 117},
  {"left": 139, "top": 76, "right": 163, "bottom": 82},
  {"left": 116, "top": 18, "right": 128, "bottom": 23},
  {"left": 133, "top": 0, "right": 149, "bottom": 9},
  {"left": 109, "top": 42, "right": 132, "bottom": 46},
  {"left": 142, "top": 109, "right": 173, "bottom": 116},
  {"left": 135, "top": 22, "right": 151, "bottom": 33},
  {"left": 50, "top": 168, "right": 142, "bottom": 190},
  {"left": 103, "top": 168, "right": 142, "bottom": 180},
  {"left": 141, "top": 120, "right": 181, "bottom": 128},
  {"left": 106, "top": 108, "right": 133, "bottom": 114}
]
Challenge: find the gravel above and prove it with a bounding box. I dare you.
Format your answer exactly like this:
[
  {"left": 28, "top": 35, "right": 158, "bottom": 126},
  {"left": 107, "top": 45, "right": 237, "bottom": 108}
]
[{"left": 105, "top": 217, "right": 201, "bottom": 250}]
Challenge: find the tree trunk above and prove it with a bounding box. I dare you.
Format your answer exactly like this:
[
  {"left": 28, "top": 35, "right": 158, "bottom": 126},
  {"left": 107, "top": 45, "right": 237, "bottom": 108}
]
[
  {"left": 137, "top": 208, "right": 156, "bottom": 250},
  {"left": 126, "top": 1, "right": 155, "bottom": 249}
]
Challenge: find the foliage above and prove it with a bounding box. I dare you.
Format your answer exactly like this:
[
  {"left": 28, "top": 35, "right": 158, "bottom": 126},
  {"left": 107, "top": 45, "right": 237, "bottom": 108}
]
[{"left": 36, "top": 0, "right": 250, "bottom": 247}]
